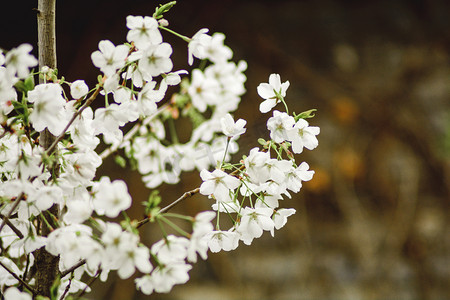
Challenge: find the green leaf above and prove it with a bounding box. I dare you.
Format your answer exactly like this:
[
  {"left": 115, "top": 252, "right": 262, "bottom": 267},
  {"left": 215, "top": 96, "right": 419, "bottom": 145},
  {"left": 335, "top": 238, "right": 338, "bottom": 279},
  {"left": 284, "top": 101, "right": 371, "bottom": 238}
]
[
  {"left": 14, "top": 80, "right": 27, "bottom": 93},
  {"left": 143, "top": 190, "right": 162, "bottom": 216},
  {"left": 185, "top": 107, "right": 205, "bottom": 129},
  {"left": 294, "top": 109, "right": 317, "bottom": 121},
  {"left": 50, "top": 275, "right": 61, "bottom": 300},
  {"left": 172, "top": 93, "right": 190, "bottom": 108},
  {"left": 149, "top": 190, "right": 162, "bottom": 207},
  {"left": 153, "top": 1, "right": 177, "bottom": 19},
  {"left": 258, "top": 138, "right": 266, "bottom": 146},
  {"left": 114, "top": 155, "right": 127, "bottom": 168},
  {"left": 221, "top": 162, "right": 233, "bottom": 170},
  {"left": 24, "top": 74, "right": 35, "bottom": 91}
]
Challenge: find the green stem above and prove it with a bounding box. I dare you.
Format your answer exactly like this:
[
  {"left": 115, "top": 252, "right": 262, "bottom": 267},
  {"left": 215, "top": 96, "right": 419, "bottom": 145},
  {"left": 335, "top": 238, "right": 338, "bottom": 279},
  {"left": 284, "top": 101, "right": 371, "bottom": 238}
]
[
  {"left": 168, "top": 118, "right": 179, "bottom": 144},
  {"left": 159, "top": 26, "right": 191, "bottom": 42},
  {"left": 220, "top": 137, "right": 231, "bottom": 168},
  {"left": 162, "top": 212, "right": 193, "bottom": 222},
  {"left": 280, "top": 97, "right": 289, "bottom": 114},
  {"left": 216, "top": 204, "right": 221, "bottom": 230},
  {"left": 156, "top": 217, "right": 168, "bottom": 239},
  {"left": 160, "top": 216, "right": 190, "bottom": 238}
]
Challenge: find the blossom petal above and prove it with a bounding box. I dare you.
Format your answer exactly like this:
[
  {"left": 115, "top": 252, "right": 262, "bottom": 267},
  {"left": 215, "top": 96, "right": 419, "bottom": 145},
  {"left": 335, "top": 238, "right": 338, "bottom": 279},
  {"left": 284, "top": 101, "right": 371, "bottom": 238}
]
[
  {"left": 257, "top": 83, "right": 275, "bottom": 99},
  {"left": 259, "top": 98, "right": 277, "bottom": 113}
]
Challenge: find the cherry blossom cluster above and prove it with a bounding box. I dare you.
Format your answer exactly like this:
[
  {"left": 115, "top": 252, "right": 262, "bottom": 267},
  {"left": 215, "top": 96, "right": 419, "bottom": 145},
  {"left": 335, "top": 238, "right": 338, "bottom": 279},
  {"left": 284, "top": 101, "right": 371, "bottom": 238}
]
[{"left": 0, "top": 2, "right": 319, "bottom": 299}]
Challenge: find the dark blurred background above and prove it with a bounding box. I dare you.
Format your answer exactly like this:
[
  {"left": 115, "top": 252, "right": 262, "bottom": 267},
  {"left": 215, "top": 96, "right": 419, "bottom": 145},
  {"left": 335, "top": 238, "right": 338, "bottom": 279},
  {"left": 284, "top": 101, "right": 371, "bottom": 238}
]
[{"left": 1, "top": 0, "right": 449, "bottom": 299}]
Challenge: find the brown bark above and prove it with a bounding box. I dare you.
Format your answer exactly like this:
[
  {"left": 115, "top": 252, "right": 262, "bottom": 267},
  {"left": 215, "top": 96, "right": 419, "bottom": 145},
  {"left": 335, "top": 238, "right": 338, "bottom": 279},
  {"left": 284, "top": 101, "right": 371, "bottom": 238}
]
[{"left": 34, "top": 0, "right": 60, "bottom": 297}]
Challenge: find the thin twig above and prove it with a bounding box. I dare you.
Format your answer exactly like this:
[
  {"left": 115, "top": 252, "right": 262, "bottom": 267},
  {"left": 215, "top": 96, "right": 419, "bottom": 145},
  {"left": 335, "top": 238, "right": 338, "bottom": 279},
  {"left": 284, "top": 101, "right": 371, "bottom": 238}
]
[
  {"left": 0, "top": 193, "right": 24, "bottom": 235},
  {"left": 60, "top": 259, "right": 86, "bottom": 278},
  {"left": 0, "top": 260, "right": 37, "bottom": 295},
  {"left": 21, "top": 254, "right": 31, "bottom": 287},
  {"left": 136, "top": 187, "right": 200, "bottom": 229},
  {"left": 45, "top": 86, "right": 102, "bottom": 156},
  {"left": 0, "top": 215, "right": 24, "bottom": 238},
  {"left": 160, "top": 187, "right": 200, "bottom": 214},
  {"left": 0, "top": 130, "right": 7, "bottom": 140},
  {"left": 59, "top": 273, "right": 73, "bottom": 300},
  {"left": 77, "top": 268, "right": 101, "bottom": 298},
  {"left": 136, "top": 163, "right": 246, "bottom": 229}
]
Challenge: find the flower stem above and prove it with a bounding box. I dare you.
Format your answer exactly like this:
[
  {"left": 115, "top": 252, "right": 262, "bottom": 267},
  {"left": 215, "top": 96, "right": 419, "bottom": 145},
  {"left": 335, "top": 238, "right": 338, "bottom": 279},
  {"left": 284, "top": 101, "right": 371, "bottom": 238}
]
[
  {"left": 220, "top": 137, "right": 231, "bottom": 169},
  {"left": 159, "top": 26, "right": 191, "bottom": 42},
  {"left": 160, "top": 216, "right": 190, "bottom": 238}
]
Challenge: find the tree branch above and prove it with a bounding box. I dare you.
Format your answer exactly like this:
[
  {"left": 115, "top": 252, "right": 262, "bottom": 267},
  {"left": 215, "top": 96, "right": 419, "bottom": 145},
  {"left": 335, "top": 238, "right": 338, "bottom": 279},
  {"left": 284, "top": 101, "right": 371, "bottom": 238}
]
[
  {"left": 35, "top": 0, "right": 60, "bottom": 297},
  {"left": 0, "top": 215, "right": 24, "bottom": 239},
  {"left": 0, "top": 193, "right": 24, "bottom": 235},
  {"left": 77, "top": 268, "right": 101, "bottom": 298},
  {"left": 60, "top": 259, "right": 86, "bottom": 278},
  {"left": 0, "top": 260, "right": 37, "bottom": 296}
]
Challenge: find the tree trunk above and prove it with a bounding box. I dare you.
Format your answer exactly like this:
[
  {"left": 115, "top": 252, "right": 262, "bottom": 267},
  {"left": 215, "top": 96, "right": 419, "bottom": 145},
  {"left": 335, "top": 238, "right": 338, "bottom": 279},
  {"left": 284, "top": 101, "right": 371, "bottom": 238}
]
[{"left": 35, "top": 0, "right": 60, "bottom": 297}]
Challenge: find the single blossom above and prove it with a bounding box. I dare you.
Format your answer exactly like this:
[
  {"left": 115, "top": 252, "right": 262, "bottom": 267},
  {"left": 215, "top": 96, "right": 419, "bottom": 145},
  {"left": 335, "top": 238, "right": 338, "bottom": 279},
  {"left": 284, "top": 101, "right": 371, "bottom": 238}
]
[
  {"left": 92, "top": 177, "right": 132, "bottom": 218},
  {"left": 70, "top": 80, "right": 89, "bottom": 99},
  {"left": 151, "top": 261, "right": 192, "bottom": 293},
  {"left": 133, "top": 42, "right": 173, "bottom": 77},
  {"left": 287, "top": 118, "right": 320, "bottom": 154},
  {"left": 257, "top": 73, "right": 290, "bottom": 113},
  {"left": 126, "top": 15, "right": 162, "bottom": 48},
  {"left": 27, "top": 83, "right": 68, "bottom": 135},
  {"left": 266, "top": 110, "right": 295, "bottom": 143},
  {"left": 117, "top": 245, "right": 152, "bottom": 279},
  {"left": 4, "top": 44, "right": 38, "bottom": 79},
  {"left": 237, "top": 207, "right": 275, "bottom": 245},
  {"left": 243, "top": 147, "right": 271, "bottom": 184},
  {"left": 188, "top": 28, "right": 211, "bottom": 65},
  {"left": 187, "top": 69, "right": 220, "bottom": 112},
  {"left": 206, "top": 230, "right": 239, "bottom": 253},
  {"left": 270, "top": 208, "right": 296, "bottom": 236},
  {"left": 202, "top": 32, "right": 233, "bottom": 63},
  {"left": 91, "top": 40, "right": 129, "bottom": 76},
  {"left": 285, "top": 162, "right": 314, "bottom": 193},
  {"left": 3, "top": 287, "right": 32, "bottom": 300},
  {"left": 220, "top": 113, "right": 247, "bottom": 138},
  {"left": 200, "top": 169, "right": 241, "bottom": 202}
]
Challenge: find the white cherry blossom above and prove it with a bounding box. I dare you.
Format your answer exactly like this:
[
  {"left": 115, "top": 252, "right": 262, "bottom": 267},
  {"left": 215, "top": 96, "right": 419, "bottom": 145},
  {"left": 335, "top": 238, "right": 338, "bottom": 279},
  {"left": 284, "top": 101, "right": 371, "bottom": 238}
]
[
  {"left": 3, "top": 287, "right": 31, "bottom": 300},
  {"left": 267, "top": 110, "right": 295, "bottom": 143},
  {"left": 271, "top": 208, "right": 296, "bottom": 236},
  {"left": 257, "top": 73, "right": 290, "bottom": 113},
  {"left": 126, "top": 16, "right": 162, "bottom": 48},
  {"left": 287, "top": 118, "right": 320, "bottom": 153},
  {"left": 91, "top": 40, "right": 129, "bottom": 76},
  {"left": 220, "top": 113, "right": 246, "bottom": 138},
  {"left": 285, "top": 162, "right": 314, "bottom": 193},
  {"left": 92, "top": 177, "right": 132, "bottom": 218},
  {"left": 188, "top": 28, "right": 211, "bottom": 65},
  {"left": 4, "top": 43, "right": 37, "bottom": 79},
  {"left": 200, "top": 169, "right": 241, "bottom": 202},
  {"left": 70, "top": 80, "right": 89, "bottom": 99},
  {"left": 237, "top": 207, "right": 275, "bottom": 245},
  {"left": 28, "top": 83, "right": 68, "bottom": 135},
  {"left": 134, "top": 42, "right": 173, "bottom": 77},
  {"left": 0, "top": 6, "right": 321, "bottom": 298},
  {"left": 206, "top": 230, "right": 239, "bottom": 253}
]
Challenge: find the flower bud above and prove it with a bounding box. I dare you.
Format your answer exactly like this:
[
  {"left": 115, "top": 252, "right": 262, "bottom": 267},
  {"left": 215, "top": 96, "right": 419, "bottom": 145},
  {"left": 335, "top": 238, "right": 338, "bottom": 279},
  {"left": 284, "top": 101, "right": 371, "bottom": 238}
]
[{"left": 158, "top": 18, "right": 169, "bottom": 27}]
